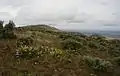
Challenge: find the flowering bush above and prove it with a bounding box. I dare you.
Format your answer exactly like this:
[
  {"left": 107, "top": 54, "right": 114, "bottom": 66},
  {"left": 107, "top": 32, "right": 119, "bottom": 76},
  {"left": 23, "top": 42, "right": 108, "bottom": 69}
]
[
  {"left": 17, "top": 37, "right": 33, "bottom": 47},
  {"left": 16, "top": 45, "right": 39, "bottom": 59}
]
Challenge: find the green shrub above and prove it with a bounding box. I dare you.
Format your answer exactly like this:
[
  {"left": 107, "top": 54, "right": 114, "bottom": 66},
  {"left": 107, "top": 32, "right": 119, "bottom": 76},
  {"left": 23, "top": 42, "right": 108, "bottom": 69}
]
[
  {"left": 61, "top": 38, "right": 82, "bottom": 50},
  {"left": 0, "top": 20, "right": 3, "bottom": 29},
  {"left": 108, "top": 48, "right": 120, "bottom": 57},
  {"left": 112, "top": 57, "right": 120, "bottom": 66},
  {"left": 59, "top": 34, "right": 71, "bottom": 40},
  {"left": 0, "top": 20, "right": 16, "bottom": 39},
  {"left": 107, "top": 40, "right": 120, "bottom": 57},
  {"left": 0, "top": 30, "right": 4, "bottom": 39},
  {"left": 98, "top": 45, "right": 108, "bottom": 51},
  {"left": 84, "top": 56, "right": 112, "bottom": 72},
  {"left": 4, "top": 20, "right": 15, "bottom": 31},
  {"left": 2, "top": 30, "right": 16, "bottom": 39},
  {"left": 0, "top": 21, "right": 4, "bottom": 39},
  {"left": 99, "top": 40, "right": 109, "bottom": 46},
  {"left": 88, "top": 41, "right": 99, "bottom": 49}
]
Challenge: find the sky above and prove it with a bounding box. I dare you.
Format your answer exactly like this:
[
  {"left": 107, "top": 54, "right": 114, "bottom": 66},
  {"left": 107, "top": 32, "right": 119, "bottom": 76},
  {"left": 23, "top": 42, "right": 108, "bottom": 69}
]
[{"left": 0, "top": 0, "right": 120, "bottom": 31}]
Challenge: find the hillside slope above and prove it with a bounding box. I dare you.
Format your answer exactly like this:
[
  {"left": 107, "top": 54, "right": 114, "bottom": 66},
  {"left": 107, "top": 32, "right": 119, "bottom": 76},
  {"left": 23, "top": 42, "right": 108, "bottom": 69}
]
[{"left": 0, "top": 25, "right": 120, "bottom": 76}]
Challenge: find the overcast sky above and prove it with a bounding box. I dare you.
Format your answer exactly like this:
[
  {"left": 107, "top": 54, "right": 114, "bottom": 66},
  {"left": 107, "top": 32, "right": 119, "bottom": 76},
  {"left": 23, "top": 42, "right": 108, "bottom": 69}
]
[{"left": 0, "top": 0, "right": 120, "bottom": 30}]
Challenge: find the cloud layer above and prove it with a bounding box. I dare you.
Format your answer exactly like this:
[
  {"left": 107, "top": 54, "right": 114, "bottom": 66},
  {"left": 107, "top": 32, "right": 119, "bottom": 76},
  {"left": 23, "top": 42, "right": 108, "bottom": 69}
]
[{"left": 0, "top": 0, "right": 120, "bottom": 30}]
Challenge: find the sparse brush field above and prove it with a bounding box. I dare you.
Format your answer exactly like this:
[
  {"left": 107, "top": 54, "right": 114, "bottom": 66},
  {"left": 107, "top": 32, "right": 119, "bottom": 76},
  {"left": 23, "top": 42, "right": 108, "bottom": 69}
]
[{"left": 0, "top": 24, "right": 120, "bottom": 76}]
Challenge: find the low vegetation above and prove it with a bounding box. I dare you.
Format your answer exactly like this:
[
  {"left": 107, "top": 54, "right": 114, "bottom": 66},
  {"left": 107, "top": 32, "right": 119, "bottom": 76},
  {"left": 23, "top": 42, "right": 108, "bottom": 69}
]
[{"left": 0, "top": 22, "right": 120, "bottom": 76}]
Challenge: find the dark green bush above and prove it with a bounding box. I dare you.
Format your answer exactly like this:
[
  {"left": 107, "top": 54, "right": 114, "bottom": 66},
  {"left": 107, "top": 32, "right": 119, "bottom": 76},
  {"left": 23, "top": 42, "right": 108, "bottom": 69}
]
[
  {"left": 108, "top": 49, "right": 120, "bottom": 57},
  {"left": 88, "top": 41, "right": 99, "bottom": 49},
  {"left": 0, "top": 21, "right": 4, "bottom": 39},
  {"left": 0, "top": 20, "right": 4, "bottom": 29},
  {"left": 99, "top": 40, "right": 109, "bottom": 46},
  {"left": 59, "top": 34, "right": 71, "bottom": 40},
  {"left": 4, "top": 20, "right": 15, "bottom": 31},
  {"left": 0, "top": 20, "right": 16, "bottom": 39},
  {"left": 99, "top": 45, "right": 108, "bottom": 51},
  {"left": 112, "top": 57, "right": 120, "bottom": 66},
  {"left": 0, "top": 30, "right": 4, "bottom": 39},
  {"left": 61, "top": 38, "right": 82, "bottom": 50},
  {"left": 2, "top": 30, "right": 16, "bottom": 39}
]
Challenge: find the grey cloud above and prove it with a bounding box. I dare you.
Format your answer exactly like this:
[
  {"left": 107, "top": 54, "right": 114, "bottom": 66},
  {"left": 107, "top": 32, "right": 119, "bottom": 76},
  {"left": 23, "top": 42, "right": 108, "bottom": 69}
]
[
  {"left": 104, "top": 24, "right": 119, "bottom": 26},
  {"left": 0, "top": 0, "right": 120, "bottom": 30}
]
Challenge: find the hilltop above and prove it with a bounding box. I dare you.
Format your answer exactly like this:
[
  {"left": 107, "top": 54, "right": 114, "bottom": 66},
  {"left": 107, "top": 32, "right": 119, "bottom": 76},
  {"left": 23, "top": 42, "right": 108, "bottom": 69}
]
[{"left": 0, "top": 24, "right": 120, "bottom": 76}]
